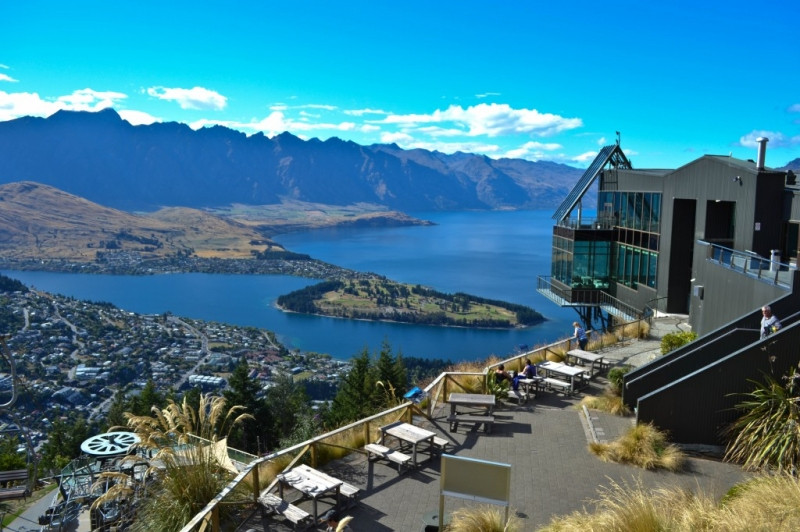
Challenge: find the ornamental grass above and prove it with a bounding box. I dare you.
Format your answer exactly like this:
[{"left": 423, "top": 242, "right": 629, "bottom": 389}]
[
  {"left": 589, "top": 423, "right": 685, "bottom": 471},
  {"left": 579, "top": 392, "right": 631, "bottom": 416},
  {"left": 541, "top": 474, "right": 800, "bottom": 531},
  {"left": 446, "top": 504, "right": 522, "bottom": 532}
]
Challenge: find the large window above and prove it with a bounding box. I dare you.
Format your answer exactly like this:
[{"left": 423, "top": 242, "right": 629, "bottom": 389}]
[
  {"left": 551, "top": 235, "right": 610, "bottom": 290},
  {"left": 614, "top": 244, "right": 658, "bottom": 289}
]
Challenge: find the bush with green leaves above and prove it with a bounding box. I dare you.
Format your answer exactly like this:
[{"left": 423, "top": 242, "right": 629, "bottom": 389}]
[
  {"left": 724, "top": 372, "right": 800, "bottom": 473},
  {"left": 660, "top": 331, "right": 698, "bottom": 354},
  {"left": 607, "top": 365, "right": 632, "bottom": 396}
]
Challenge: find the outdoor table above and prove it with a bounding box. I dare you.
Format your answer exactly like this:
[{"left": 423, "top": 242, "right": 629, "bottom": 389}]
[
  {"left": 566, "top": 349, "right": 606, "bottom": 377},
  {"left": 447, "top": 392, "right": 496, "bottom": 415},
  {"left": 538, "top": 361, "right": 589, "bottom": 394},
  {"left": 380, "top": 421, "right": 437, "bottom": 467},
  {"left": 277, "top": 463, "right": 342, "bottom": 522}
]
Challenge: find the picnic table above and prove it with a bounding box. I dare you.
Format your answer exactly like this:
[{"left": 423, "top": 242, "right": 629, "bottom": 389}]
[
  {"left": 447, "top": 393, "right": 496, "bottom": 433},
  {"left": 277, "top": 463, "right": 342, "bottom": 522},
  {"left": 538, "top": 361, "right": 589, "bottom": 394},
  {"left": 379, "top": 421, "right": 436, "bottom": 467},
  {"left": 566, "top": 349, "right": 606, "bottom": 377}
]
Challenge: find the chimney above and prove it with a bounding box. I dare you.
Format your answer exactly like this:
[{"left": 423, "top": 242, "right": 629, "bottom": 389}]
[{"left": 756, "top": 137, "right": 768, "bottom": 170}]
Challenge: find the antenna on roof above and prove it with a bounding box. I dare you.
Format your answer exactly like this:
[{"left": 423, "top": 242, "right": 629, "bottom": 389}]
[{"left": 615, "top": 131, "right": 621, "bottom": 146}]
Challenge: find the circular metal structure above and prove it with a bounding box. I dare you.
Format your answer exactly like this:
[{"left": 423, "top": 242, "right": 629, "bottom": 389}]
[{"left": 80, "top": 431, "right": 140, "bottom": 456}]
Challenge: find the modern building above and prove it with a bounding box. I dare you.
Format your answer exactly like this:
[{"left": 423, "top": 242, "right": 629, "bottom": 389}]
[{"left": 539, "top": 138, "right": 800, "bottom": 447}]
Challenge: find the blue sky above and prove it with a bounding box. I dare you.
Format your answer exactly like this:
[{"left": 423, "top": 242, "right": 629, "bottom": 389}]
[{"left": 2, "top": 0, "right": 799, "bottom": 169}]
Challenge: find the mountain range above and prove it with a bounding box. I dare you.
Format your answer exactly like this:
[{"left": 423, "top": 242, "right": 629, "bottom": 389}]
[{"left": 0, "top": 109, "right": 582, "bottom": 212}]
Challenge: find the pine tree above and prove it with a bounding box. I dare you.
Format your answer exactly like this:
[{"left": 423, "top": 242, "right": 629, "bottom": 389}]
[{"left": 223, "top": 357, "right": 272, "bottom": 454}]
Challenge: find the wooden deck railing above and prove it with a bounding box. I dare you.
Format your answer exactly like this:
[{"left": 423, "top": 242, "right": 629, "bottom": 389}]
[{"left": 180, "top": 317, "right": 651, "bottom": 531}]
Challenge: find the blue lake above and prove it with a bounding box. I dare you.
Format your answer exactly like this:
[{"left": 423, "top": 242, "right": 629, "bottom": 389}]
[{"left": 2, "top": 210, "right": 578, "bottom": 362}]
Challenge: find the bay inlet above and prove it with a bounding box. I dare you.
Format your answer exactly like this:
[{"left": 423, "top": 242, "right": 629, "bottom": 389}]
[{"left": 3, "top": 210, "right": 578, "bottom": 362}]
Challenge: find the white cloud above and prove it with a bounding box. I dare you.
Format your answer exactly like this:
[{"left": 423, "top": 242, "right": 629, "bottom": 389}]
[
  {"left": 344, "top": 108, "right": 388, "bottom": 117},
  {"left": 56, "top": 88, "right": 126, "bottom": 110},
  {"left": 381, "top": 103, "right": 582, "bottom": 138},
  {"left": 360, "top": 124, "right": 380, "bottom": 133},
  {"left": 504, "top": 141, "right": 563, "bottom": 160},
  {"left": 573, "top": 151, "right": 602, "bottom": 164},
  {"left": 475, "top": 92, "right": 501, "bottom": 99},
  {"left": 0, "top": 91, "right": 58, "bottom": 121},
  {"left": 788, "top": 104, "right": 800, "bottom": 113},
  {"left": 0, "top": 74, "right": 18, "bottom": 83},
  {"left": 147, "top": 86, "right": 227, "bottom": 111},
  {"left": 739, "top": 130, "right": 800, "bottom": 149},
  {"left": 119, "top": 109, "right": 160, "bottom": 126},
  {"left": 597, "top": 137, "right": 606, "bottom": 146},
  {"left": 0, "top": 88, "right": 127, "bottom": 121}
]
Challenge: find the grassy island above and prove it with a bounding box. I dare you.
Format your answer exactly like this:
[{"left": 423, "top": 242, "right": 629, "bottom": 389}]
[{"left": 276, "top": 278, "right": 544, "bottom": 328}]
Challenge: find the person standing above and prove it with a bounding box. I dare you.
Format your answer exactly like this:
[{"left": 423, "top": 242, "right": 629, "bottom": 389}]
[
  {"left": 573, "top": 321, "right": 589, "bottom": 350},
  {"left": 760, "top": 305, "right": 781, "bottom": 339}
]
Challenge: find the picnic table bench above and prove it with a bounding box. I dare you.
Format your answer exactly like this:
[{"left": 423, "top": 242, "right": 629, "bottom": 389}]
[
  {"left": 259, "top": 492, "right": 313, "bottom": 531},
  {"left": 364, "top": 443, "right": 412, "bottom": 474},
  {"left": 0, "top": 469, "right": 29, "bottom": 500},
  {"left": 446, "top": 414, "right": 495, "bottom": 433}
]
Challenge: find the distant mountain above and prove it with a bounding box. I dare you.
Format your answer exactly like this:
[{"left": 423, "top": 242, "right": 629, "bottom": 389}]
[
  {"left": 779, "top": 158, "right": 800, "bottom": 171},
  {"left": 0, "top": 181, "right": 282, "bottom": 261},
  {"left": 0, "top": 109, "right": 583, "bottom": 212}
]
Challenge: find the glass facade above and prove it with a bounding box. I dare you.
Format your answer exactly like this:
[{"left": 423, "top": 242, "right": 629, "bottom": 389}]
[
  {"left": 551, "top": 235, "right": 611, "bottom": 290},
  {"left": 554, "top": 191, "right": 662, "bottom": 293}
]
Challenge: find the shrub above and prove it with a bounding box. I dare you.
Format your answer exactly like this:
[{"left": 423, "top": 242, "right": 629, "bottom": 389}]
[
  {"left": 589, "top": 423, "right": 685, "bottom": 471},
  {"left": 607, "top": 365, "right": 632, "bottom": 396},
  {"left": 660, "top": 331, "right": 697, "bottom": 354},
  {"left": 724, "top": 373, "right": 800, "bottom": 473}
]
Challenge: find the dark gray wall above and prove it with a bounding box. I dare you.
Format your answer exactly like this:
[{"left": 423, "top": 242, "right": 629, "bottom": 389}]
[{"left": 689, "top": 243, "right": 796, "bottom": 334}]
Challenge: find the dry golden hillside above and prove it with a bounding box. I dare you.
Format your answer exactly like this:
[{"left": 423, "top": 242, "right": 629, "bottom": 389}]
[{"left": 0, "top": 181, "right": 282, "bottom": 261}]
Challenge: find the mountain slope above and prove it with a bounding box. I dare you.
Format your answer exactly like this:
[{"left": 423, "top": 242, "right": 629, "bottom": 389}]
[
  {"left": 0, "top": 109, "right": 583, "bottom": 212},
  {"left": 0, "top": 181, "right": 281, "bottom": 260}
]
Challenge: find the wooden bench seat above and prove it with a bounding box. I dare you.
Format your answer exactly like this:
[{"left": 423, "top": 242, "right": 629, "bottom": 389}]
[
  {"left": 364, "top": 443, "right": 412, "bottom": 474},
  {"left": 432, "top": 435, "right": 450, "bottom": 453},
  {"left": 446, "top": 414, "right": 494, "bottom": 434},
  {"left": 0, "top": 469, "right": 29, "bottom": 500},
  {"left": 506, "top": 389, "right": 528, "bottom": 404},
  {"left": 0, "top": 486, "right": 29, "bottom": 501},
  {"left": 338, "top": 480, "right": 360, "bottom": 508},
  {"left": 543, "top": 377, "right": 572, "bottom": 394},
  {"left": 259, "top": 492, "right": 313, "bottom": 531}
]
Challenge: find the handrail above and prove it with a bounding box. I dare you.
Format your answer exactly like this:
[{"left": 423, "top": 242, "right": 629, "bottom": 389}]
[
  {"left": 704, "top": 242, "right": 794, "bottom": 289},
  {"left": 179, "top": 371, "right": 485, "bottom": 532}
]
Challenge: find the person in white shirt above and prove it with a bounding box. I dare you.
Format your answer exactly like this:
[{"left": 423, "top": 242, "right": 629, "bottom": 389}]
[{"left": 760, "top": 305, "right": 781, "bottom": 339}]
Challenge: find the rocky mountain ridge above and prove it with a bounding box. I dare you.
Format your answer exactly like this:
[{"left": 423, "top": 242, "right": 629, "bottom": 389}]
[{"left": 0, "top": 109, "right": 583, "bottom": 212}]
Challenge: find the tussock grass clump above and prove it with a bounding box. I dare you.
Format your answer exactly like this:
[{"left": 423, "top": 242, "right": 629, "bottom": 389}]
[
  {"left": 446, "top": 504, "right": 521, "bottom": 532},
  {"left": 590, "top": 423, "right": 685, "bottom": 471},
  {"left": 539, "top": 478, "right": 717, "bottom": 532},
  {"left": 542, "top": 475, "right": 800, "bottom": 531},
  {"left": 580, "top": 392, "right": 631, "bottom": 416}
]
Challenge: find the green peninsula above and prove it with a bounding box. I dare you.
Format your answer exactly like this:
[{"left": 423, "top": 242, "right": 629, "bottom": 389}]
[{"left": 276, "top": 278, "right": 544, "bottom": 328}]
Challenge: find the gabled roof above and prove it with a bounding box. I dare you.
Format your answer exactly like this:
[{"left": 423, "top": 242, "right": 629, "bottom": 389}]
[{"left": 553, "top": 144, "right": 631, "bottom": 221}]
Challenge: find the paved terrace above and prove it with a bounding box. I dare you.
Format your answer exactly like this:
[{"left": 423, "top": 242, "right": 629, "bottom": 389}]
[{"left": 237, "top": 315, "right": 748, "bottom": 531}]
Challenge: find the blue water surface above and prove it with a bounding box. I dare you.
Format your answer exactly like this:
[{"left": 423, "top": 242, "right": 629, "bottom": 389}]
[{"left": 3, "top": 210, "right": 578, "bottom": 361}]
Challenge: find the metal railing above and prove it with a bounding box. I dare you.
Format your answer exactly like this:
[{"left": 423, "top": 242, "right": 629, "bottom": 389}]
[
  {"left": 537, "top": 276, "right": 643, "bottom": 322},
  {"left": 706, "top": 243, "right": 794, "bottom": 289}
]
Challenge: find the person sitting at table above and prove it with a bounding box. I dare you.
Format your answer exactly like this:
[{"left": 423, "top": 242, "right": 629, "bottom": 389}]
[
  {"left": 494, "top": 364, "right": 513, "bottom": 387},
  {"left": 512, "top": 359, "right": 536, "bottom": 391}
]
